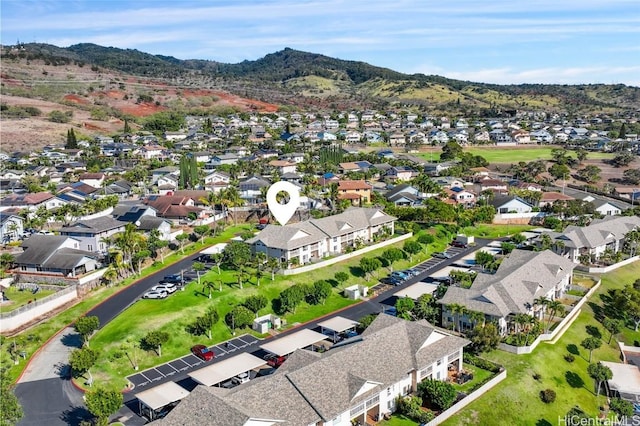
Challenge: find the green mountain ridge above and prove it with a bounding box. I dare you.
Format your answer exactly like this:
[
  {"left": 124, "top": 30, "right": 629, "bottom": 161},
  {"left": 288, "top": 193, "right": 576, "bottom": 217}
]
[{"left": 2, "top": 42, "right": 639, "bottom": 114}]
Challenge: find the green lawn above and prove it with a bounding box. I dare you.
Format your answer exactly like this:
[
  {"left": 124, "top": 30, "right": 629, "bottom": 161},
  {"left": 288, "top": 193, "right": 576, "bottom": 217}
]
[
  {"left": 452, "top": 363, "right": 495, "bottom": 394},
  {"left": 0, "top": 225, "right": 252, "bottom": 383},
  {"left": 0, "top": 286, "right": 57, "bottom": 313},
  {"left": 379, "top": 415, "right": 420, "bottom": 426},
  {"left": 440, "top": 260, "right": 640, "bottom": 426},
  {"left": 419, "top": 147, "right": 614, "bottom": 163},
  {"left": 87, "top": 226, "right": 459, "bottom": 389},
  {"left": 457, "top": 224, "right": 535, "bottom": 239}
]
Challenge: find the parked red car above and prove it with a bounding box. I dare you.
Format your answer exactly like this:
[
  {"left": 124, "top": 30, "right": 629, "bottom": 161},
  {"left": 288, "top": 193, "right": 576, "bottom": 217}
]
[
  {"left": 191, "top": 344, "right": 215, "bottom": 361},
  {"left": 451, "top": 240, "right": 467, "bottom": 248},
  {"left": 264, "top": 354, "right": 287, "bottom": 367}
]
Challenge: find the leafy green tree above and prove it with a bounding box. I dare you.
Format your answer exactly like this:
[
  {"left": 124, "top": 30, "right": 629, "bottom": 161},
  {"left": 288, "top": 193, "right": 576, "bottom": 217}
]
[
  {"left": 581, "top": 337, "right": 602, "bottom": 362},
  {"left": 500, "top": 242, "right": 516, "bottom": 254},
  {"left": 223, "top": 241, "right": 252, "bottom": 269},
  {"left": 475, "top": 251, "right": 495, "bottom": 271},
  {"left": 334, "top": 271, "right": 349, "bottom": 287},
  {"left": 187, "top": 306, "right": 219, "bottom": 339},
  {"left": 356, "top": 314, "right": 378, "bottom": 333},
  {"left": 123, "top": 119, "right": 132, "bottom": 133},
  {"left": 418, "top": 379, "right": 457, "bottom": 410},
  {"left": 225, "top": 305, "right": 254, "bottom": 330},
  {"left": 243, "top": 295, "right": 268, "bottom": 315},
  {"left": 192, "top": 261, "right": 205, "bottom": 285},
  {"left": 403, "top": 240, "right": 422, "bottom": 261},
  {"left": 417, "top": 233, "right": 435, "bottom": 245},
  {"left": 609, "top": 398, "right": 634, "bottom": 418},
  {"left": 602, "top": 317, "right": 623, "bottom": 344},
  {"left": 0, "top": 369, "right": 23, "bottom": 425},
  {"left": 141, "top": 331, "right": 169, "bottom": 356},
  {"left": 175, "top": 233, "right": 189, "bottom": 254},
  {"left": 587, "top": 362, "right": 612, "bottom": 396},
  {"left": 612, "top": 284, "right": 640, "bottom": 331},
  {"left": 395, "top": 297, "right": 415, "bottom": 320},
  {"left": 611, "top": 152, "right": 635, "bottom": 167},
  {"left": 84, "top": 386, "right": 123, "bottom": 426},
  {"left": 381, "top": 247, "right": 405, "bottom": 269},
  {"left": 49, "top": 110, "right": 72, "bottom": 123},
  {"left": 278, "top": 285, "right": 306, "bottom": 314},
  {"left": 468, "top": 322, "right": 500, "bottom": 354},
  {"left": 576, "top": 165, "right": 601, "bottom": 183},
  {"left": 440, "top": 141, "right": 464, "bottom": 161},
  {"left": 413, "top": 294, "right": 438, "bottom": 323},
  {"left": 307, "top": 280, "right": 332, "bottom": 305},
  {"left": 74, "top": 315, "right": 100, "bottom": 347},
  {"left": 359, "top": 257, "right": 382, "bottom": 280},
  {"left": 548, "top": 163, "right": 571, "bottom": 180},
  {"left": 193, "top": 225, "right": 210, "bottom": 243},
  {"left": 69, "top": 347, "right": 98, "bottom": 381},
  {"left": 623, "top": 168, "right": 640, "bottom": 184}
]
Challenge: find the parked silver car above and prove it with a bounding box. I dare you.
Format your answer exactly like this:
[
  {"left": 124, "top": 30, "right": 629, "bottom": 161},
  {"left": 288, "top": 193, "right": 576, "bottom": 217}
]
[{"left": 142, "top": 289, "right": 168, "bottom": 299}]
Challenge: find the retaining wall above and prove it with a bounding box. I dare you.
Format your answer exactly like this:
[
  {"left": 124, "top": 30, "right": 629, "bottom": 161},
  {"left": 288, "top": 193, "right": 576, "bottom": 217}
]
[
  {"left": 281, "top": 233, "right": 413, "bottom": 276},
  {"left": 499, "top": 278, "right": 601, "bottom": 354},
  {"left": 576, "top": 256, "right": 639, "bottom": 273}
]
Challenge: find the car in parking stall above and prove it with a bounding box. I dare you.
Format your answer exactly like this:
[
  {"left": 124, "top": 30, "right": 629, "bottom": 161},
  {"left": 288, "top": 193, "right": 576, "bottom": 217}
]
[
  {"left": 191, "top": 344, "right": 215, "bottom": 361},
  {"left": 142, "top": 289, "right": 168, "bottom": 299},
  {"left": 432, "top": 252, "right": 452, "bottom": 259},
  {"left": 451, "top": 240, "right": 468, "bottom": 248},
  {"left": 264, "top": 354, "right": 287, "bottom": 368},
  {"left": 232, "top": 372, "right": 250, "bottom": 385},
  {"left": 153, "top": 282, "right": 179, "bottom": 294},
  {"left": 163, "top": 274, "right": 186, "bottom": 284}
]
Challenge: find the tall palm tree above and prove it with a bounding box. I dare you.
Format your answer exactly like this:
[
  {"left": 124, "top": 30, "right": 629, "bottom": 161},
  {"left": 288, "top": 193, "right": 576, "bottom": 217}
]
[
  {"left": 112, "top": 223, "right": 146, "bottom": 276},
  {"left": 513, "top": 313, "right": 530, "bottom": 345},
  {"left": 467, "top": 310, "right": 485, "bottom": 329},
  {"left": 447, "top": 304, "right": 466, "bottom": 333},
  {"left": 545, "top": 299, "right": 565, "bottom": 333}
]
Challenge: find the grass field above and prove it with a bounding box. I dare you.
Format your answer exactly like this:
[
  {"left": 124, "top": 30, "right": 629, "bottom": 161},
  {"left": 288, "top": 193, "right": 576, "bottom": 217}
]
[
  {"left": 0, "top": 286, "right": 57, "bottom": 313},
  {"left": 440, "top": 260, "right": 640, "bottom": 426},
  {"left": 419, "top": 147, "right": 615, "bottom": 163}
]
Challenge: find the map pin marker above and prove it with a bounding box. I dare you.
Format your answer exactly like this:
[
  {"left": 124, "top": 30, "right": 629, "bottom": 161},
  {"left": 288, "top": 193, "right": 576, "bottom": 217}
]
[{"left": 266, "top": 181, "right": 300, "bottom": 226}]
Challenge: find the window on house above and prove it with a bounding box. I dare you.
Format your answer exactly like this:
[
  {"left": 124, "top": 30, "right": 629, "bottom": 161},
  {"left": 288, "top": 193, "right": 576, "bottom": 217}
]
[{"left": 87, "top": 245, "right": 93, "bottom": 252}]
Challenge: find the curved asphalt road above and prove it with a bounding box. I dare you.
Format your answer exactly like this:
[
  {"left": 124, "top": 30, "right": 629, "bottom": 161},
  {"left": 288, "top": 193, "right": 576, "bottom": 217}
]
[{"left": 15, "top": 240, "right": 489, "bottom": 425}]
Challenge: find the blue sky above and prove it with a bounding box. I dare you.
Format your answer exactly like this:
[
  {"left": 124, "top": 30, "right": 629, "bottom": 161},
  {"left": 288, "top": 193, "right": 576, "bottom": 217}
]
[{"left": 2, "top": 0, "right": 639, "bottom": 86}]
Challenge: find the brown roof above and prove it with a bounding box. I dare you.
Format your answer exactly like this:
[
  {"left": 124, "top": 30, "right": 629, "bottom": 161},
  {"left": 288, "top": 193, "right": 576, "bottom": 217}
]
[
  {"left": 338, "top": 193, "right": 362, "bottom": 200},
  {"left": 338, "top": 180, "right": 372, "bottom": 190},
  {"left": 79, "top": 173, "right": 104, "bottom": 180}
]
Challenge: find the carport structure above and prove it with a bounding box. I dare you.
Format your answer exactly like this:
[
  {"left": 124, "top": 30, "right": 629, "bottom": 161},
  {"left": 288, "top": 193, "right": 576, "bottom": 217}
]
[
  {"left": 136, "top": 381, "right": 190, "bottom": 421},
  {"left": 601, "top": 361, "right": 640, "bottom": 402},
  {"left": 260, "top": 329, "right": 328, "bottom": 356},
  {"left": 317, "top": 316, "right": 360, "bottom": 343},
  {"left": 199, "top": 242, "right": 227, "bottom": 255},
  {"left": 394, "top": 282, "right": 439, "bottom": 300},
  {"left": 188, "top": 352, "right": 265, "bottom": 387}
]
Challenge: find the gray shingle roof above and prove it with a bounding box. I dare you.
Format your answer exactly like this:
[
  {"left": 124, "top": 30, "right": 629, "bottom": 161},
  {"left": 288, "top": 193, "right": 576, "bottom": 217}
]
[
  {"left": 159, "top": 315, "right": 468, "bottom": 425},
  {"left": 556, "top": 215, "right": 640, "bottom": 249},
  {"left": 439, "top": 249, "right": 576, "bottom": 317},
  {"left": 16, "top": 235, "right": 72, "bottom": 265},
  {"left": 59, "top": 217, "right": 127, "bottom": 234}
]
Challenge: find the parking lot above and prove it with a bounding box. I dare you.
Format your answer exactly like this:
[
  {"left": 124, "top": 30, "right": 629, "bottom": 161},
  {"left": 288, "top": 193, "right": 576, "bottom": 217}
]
[{"left": 127, "top": 334, "right": 260, "bottom": 389}]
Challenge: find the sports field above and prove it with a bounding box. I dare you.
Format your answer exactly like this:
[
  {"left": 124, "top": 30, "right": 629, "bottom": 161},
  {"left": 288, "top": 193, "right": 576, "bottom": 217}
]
[{"left": 419, "top": 147, "right": 614, "bottom": 163}]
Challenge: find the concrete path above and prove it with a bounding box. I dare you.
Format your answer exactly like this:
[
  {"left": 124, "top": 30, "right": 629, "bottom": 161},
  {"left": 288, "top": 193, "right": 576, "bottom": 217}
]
[{"left": 19, "top": 327, "right": 81, "bottom": 383}]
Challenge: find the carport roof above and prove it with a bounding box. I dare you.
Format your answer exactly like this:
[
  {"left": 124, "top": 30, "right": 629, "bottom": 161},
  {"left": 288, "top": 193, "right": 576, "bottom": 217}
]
[
  {"left": 395, "top": 282, "right": 439, "bottom": 300},
  {"left": 260, "top": 329, "right": 327, "bottom": 357},
  {"left": 317, "top": 316, "right": 360, "bottom": 333},
  {"left": 199, "top": 243, "right": 227, "bottom": 255},
  {"left": 188, "top": 352, "right": 265, "bottom": 387},
  {"left": 601, "top": 361, "right": 640, "bottom": 396},
  {"left": 136, "top": 381, "right": 190, "bottom": 410}
]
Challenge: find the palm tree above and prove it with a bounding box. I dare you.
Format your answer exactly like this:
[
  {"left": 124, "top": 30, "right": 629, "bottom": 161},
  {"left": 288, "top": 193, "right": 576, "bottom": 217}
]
[
  {"left": 513, "top": 313, "right": 530, "bottom": 344},
  {"left": 101, "top": 266, "right": 118, "bottom": 287},
  {"left": 533, "top": 297, "right": 549, "bottom": 320},
  {"left": 447, "top": 304, "right": 466, "bottom": 333},
  {"left": 467, "top": 310, "right": 485, "bottom": 329},
  {"left": 267, "top": 257, "right": 280, "bottom": 281},
  {"left": 328, "top": 183, "right": 339, "bottom": 212},
  {"left": 202, "top": 281, "right": 216, "bottom": 299},
  {"left": 546, "top": 299, "right": 564, "bottom": 332},
  {"left": 112, "top": 223, "right": 146, "bottom": 276}
]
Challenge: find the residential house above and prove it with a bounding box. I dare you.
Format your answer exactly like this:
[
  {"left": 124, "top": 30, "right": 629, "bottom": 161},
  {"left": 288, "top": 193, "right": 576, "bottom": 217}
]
[
  {"left": 474, "top": 178, "right": 508, "bottom": 194},
  {"left": 158, "top": 314, "right": 468, "bottom": 426},
  {"left": 337, "top": 180, "right": 372, "bottom": 205},
  {"left": 0, "top": 192, "right": 67, "bottom": 214},
  {"left": 78, "top": 173, "right": 105, "bottom": 189},
  {"left": 136, "top": 216, "right": 172, "bottom": 241},
  {"left": 592, "top": 200, "right": 622, "bottom": 216},
  {"left": 239, "top": 176, "right": 271, "bottom": 205},
  {"left": 203, "top": 171, "right": 231, "bottom": 193},
  {"left": 151, "top": 166, "right": 179, "bottom": 185},
  {"left": 385, "top": 184, "right": 422, "bottom": 206},
  {"left": 156, "top": 174, "right": 179, "bottom": 195},
  {"left": 543, "top": 215, "right": 640, "bottom": 264},
  {"left": 248, "top": 207, "right": 395, "bottom": 265},
  {"left": 143, "top": 195, "right": 202, "bottom": 221},
  {"left": 59, "top": 216, "right": 127, "bottom": 254},
  {"left": 439, "top": 249, "right": 577, "bottom": 334},
  {"left": 444, "top": 187, "right": 475, "bottom": 208},
  {"left": 424, "top": 162, "right": 455, "bottom": 176},
  {"left": 490, "top": 195, "right": 534, "bottom": 214},
  {"left": 389, "top": 132, "right": 406, "bottom": 146},
  {"left": 139, "top": 145, "right": 165, "bottom": 160},
  {"left": 268, "top": 160, "right": 297, "bottom": 175},
  {"left": 384, "top": 166, "right": 416, "bottom": 182},
  {"left": 0, "top": 212, "right": 23, "bottom": 243},
  {"left": 13, "top": 235, "right": 100, "bottom": 278},
  {"left": 209, "top": 153, "right": 241, "bottom": 167},
  {"left": 539, "top": 192, "right": 575, "bottom": 209},
  {"left": 112, "top": 204, "right": 157, "bottom": 224}
]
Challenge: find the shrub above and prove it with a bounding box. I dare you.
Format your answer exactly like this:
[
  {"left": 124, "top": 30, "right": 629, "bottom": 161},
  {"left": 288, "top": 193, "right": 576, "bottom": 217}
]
[
  {"left": 564, "top": 354, "right": 575, "bottom": 363},
  {"left": 463, "top": 353, "right": 502, "bottom": 373},
  {"left": 418, "top": 379, "right": 457, "bottom": 410},
  {"left": 609, "top": 398, "right": 633, "bottom": 418},
  {"left": 533, "top": 373, "right": 542, "bottom": 381},
  {"left": 417, "top": 234, "right": 435, "bottom": 245},
  {"left": 540, "top": 389, "right": 556, "bottom": 403}
]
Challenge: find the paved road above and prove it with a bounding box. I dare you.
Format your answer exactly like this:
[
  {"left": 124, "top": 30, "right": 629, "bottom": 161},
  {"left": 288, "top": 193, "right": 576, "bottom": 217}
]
[{"left": 15, "top": 240, "right": 488, "bottom": 425}]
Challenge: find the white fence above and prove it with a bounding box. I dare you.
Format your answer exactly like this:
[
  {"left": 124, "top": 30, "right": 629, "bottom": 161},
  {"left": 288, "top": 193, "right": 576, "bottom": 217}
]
[
  {"left": 498, "top": 278, "right": 601, "bottom": 354},
  {"left": 76, "top": 207, "right": 114, "bottom": 221},
  {"left": 576, "top": 256, "right": 639, "bottom": 273},
  {"left": 425, "top": 369, "right": 507, "bottom": 425},
  {"left": 492, "top": 212, "right": 545, "bottom": 224},
  {"left": 281, "top": 233, "right": 413, "bottom": 276},
  {"left": 0, "top": 285, "right": 78, "bottom": 334}
]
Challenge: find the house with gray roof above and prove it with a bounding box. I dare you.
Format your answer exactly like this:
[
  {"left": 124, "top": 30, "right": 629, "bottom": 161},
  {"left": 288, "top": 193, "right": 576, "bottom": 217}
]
[
  {"left": 438, "top": 249, "right": 576, "bottom": 335},
  {"left": 158, "top": 315, "right": 469, "bottom": 426},
  {"left": 59, "top": 216, "right": 127, "bottom": 255},
  {"left": 247, "top": 208, "right": 396, "bottom": 266},
  {"left": 543, "top": 215, "right": 640, "bottom": 264},
  {"left": 13, "top": 235, "right": 100, "bottom": 278}
]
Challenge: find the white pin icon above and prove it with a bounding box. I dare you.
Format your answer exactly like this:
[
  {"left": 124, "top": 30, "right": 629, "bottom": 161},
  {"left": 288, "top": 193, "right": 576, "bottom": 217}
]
[{"left": 266, "top": 181, "right": 300, "bottom": 226}]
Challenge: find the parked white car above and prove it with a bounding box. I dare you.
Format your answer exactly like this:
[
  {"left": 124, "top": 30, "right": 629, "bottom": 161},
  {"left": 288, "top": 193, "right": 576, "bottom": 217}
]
[
  {"left": 232, "top": 372, "right": 250, "bottom": 385},
  {"left": 152, "top": 283, "right": 178, "bottom": 294},
  {"left": 142, "top": 289, "right": 168, "bottom": 299}
]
